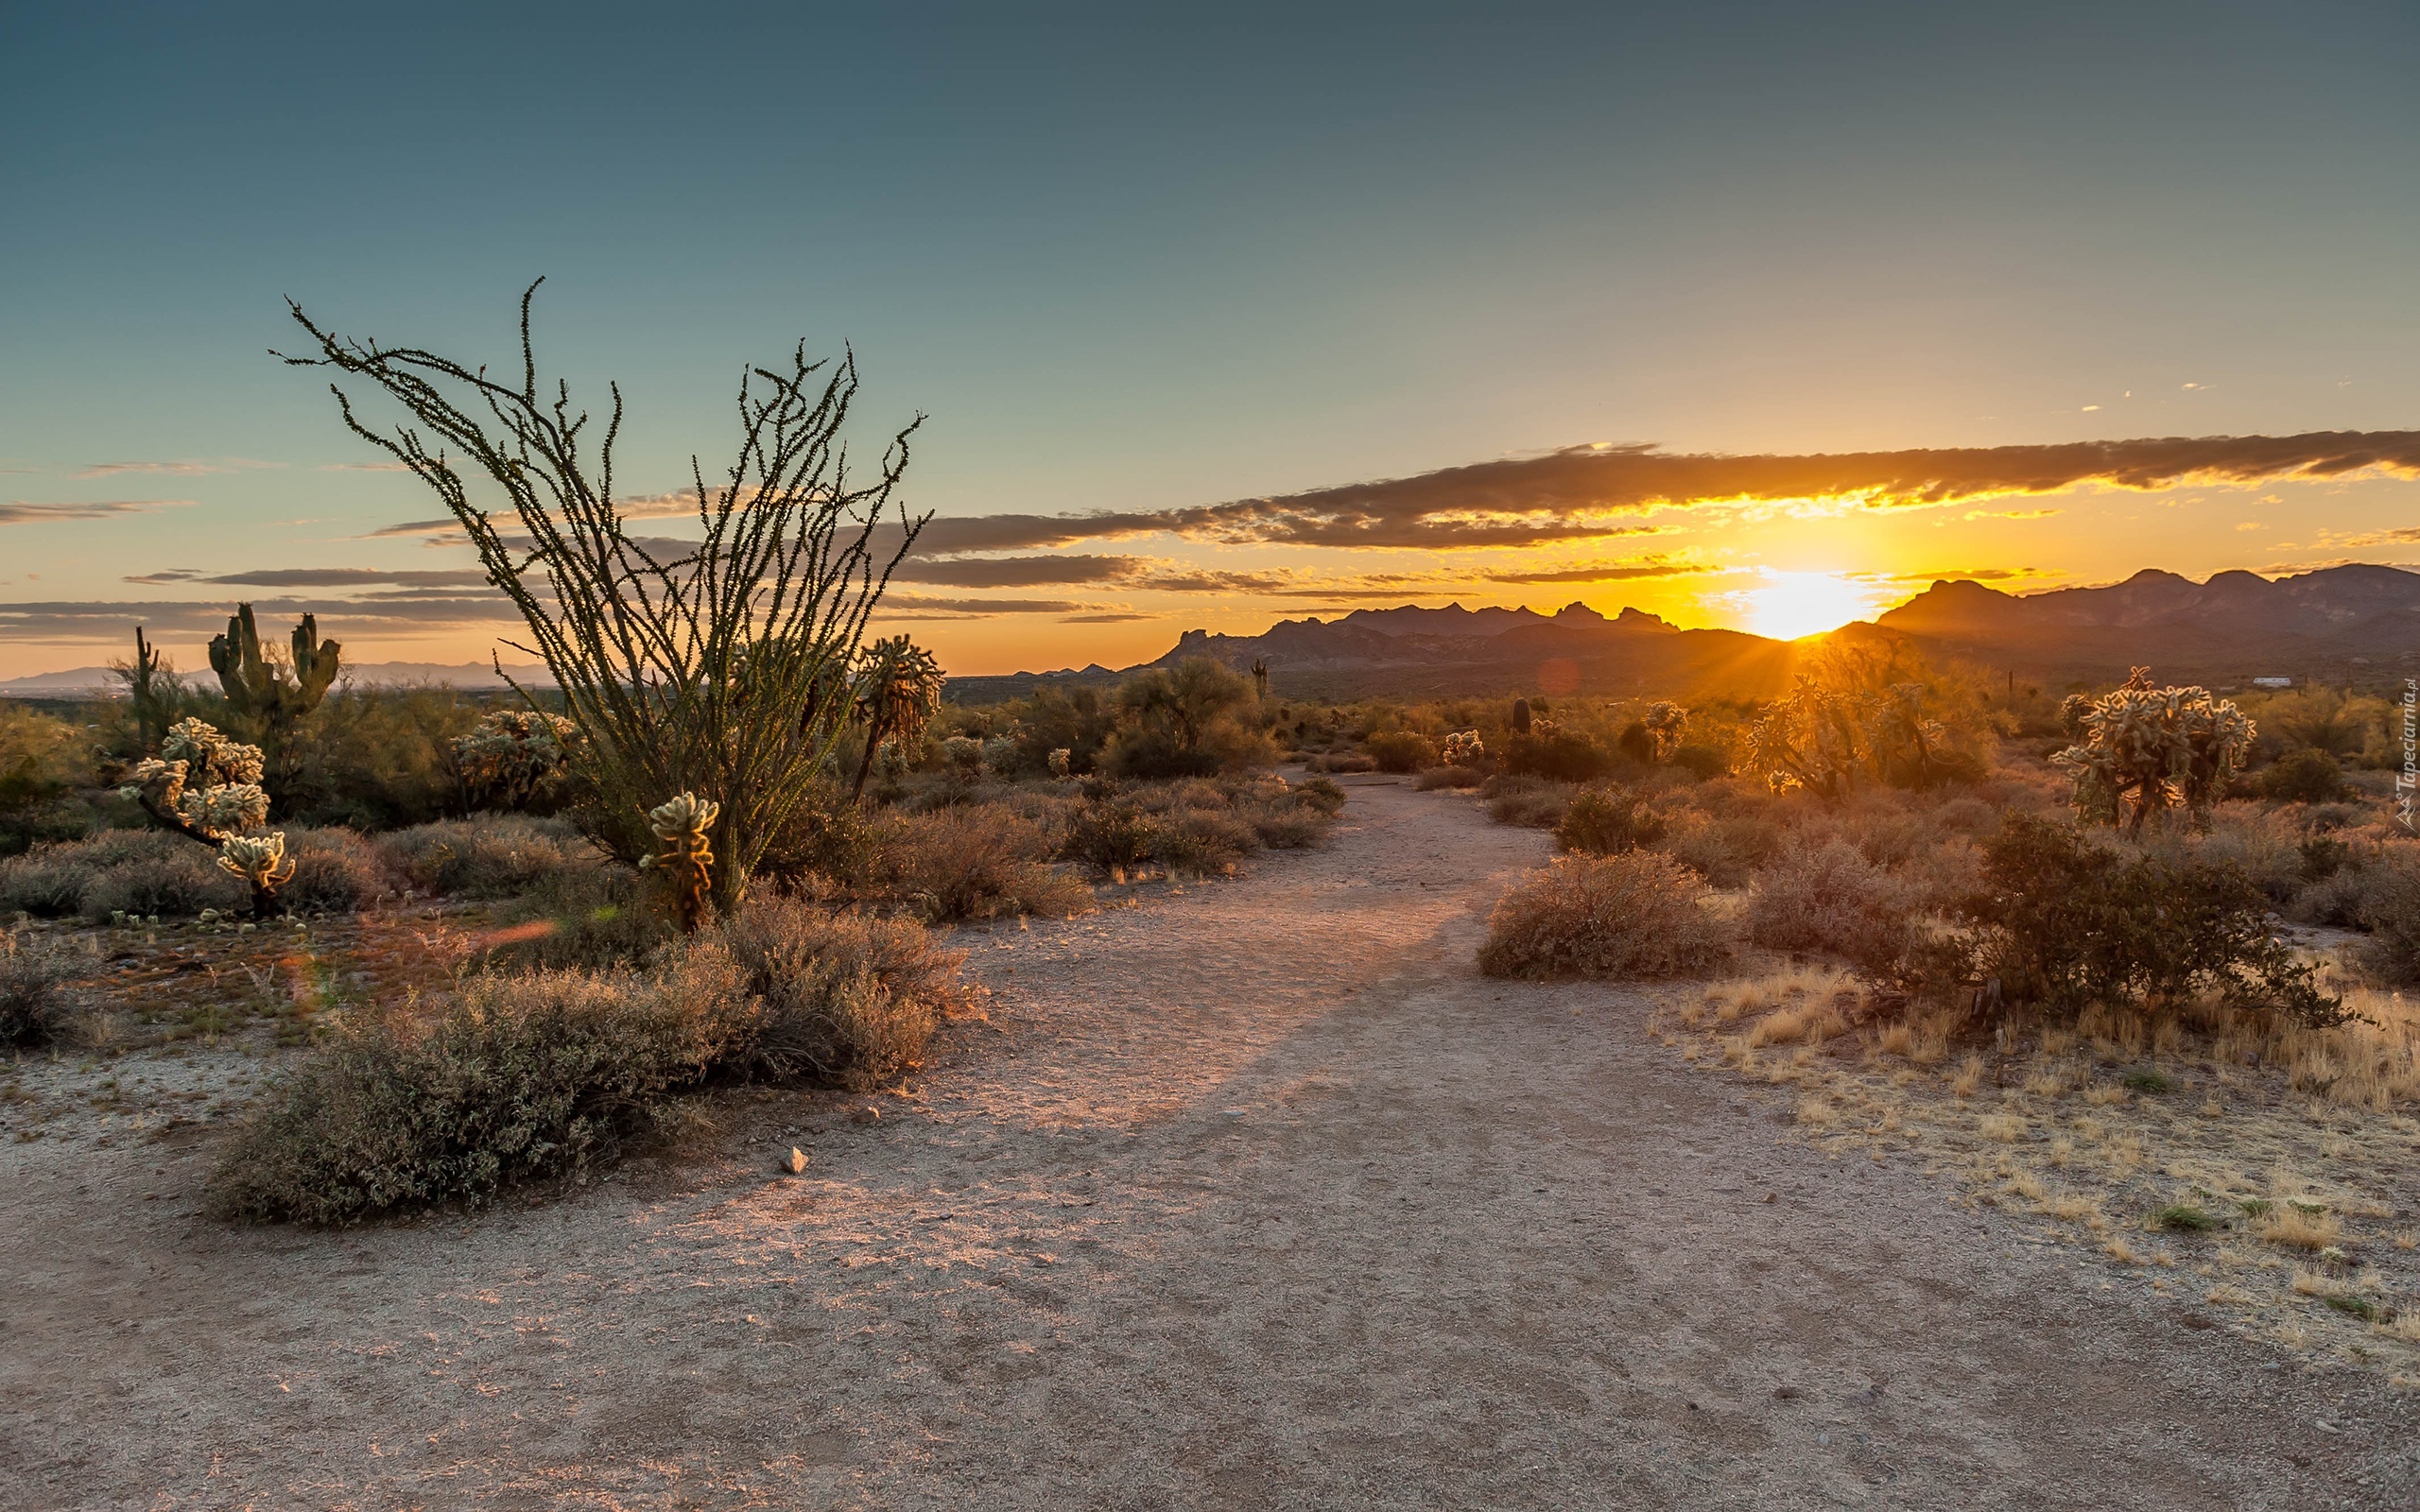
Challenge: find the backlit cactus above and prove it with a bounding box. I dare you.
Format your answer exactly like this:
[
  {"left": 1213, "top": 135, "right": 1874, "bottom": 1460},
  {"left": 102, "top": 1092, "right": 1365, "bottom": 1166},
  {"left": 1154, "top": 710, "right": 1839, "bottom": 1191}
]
[
  {"left": 850, "top": 636, "right": 947, "bottom": 799},
  {"left": 942, "top": 734, "right": 984, "bottom": 778},
  {"left": 119, "top": 717, "right": 287, "bottom": 918},
  {"left": 2051, "top": 666, "right": 2255, "bottom": 836},
  {"left": 208, "top": 604, "right": 341, "bottom": 796},
  {"left": 1642, "top": 701, "right": 1687, "bottom": 761},
  {"left": 452, "top": 709, "right": 579, "bottom": 810},
  {"left": 640, "top": 791, "right": 720, "bottom": 933},
  {"left": 1442, "top": 729, "right": 1485, "bottom": 768},
  {"left": 1047, "top": 747, "right": 1074, "bottom": 779}
]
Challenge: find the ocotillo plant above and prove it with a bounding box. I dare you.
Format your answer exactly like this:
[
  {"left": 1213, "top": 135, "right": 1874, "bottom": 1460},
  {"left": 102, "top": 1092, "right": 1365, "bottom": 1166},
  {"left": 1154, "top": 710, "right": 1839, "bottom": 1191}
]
[
  {"left": 117, "top": 717, "right": 291, "bottom": 919},
  {"left": 208, "top": 604, "right": 341, "bottom": 799},
  {"left": 640, "top": 792, "right": 719, "bottom": 934},
  {"left": 285, "top": 281, "right": 926, "bottom": 910}
]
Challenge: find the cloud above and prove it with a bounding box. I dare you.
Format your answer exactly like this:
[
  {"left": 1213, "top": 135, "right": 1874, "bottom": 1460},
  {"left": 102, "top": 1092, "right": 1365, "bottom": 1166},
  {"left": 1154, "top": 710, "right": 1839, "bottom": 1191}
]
[
  {"left": 2308, "top": 526, "right": 2420, "bottom": 548},
  {"left": 859, "top": 431, "right": 2420, "bottom": 554},
  {"left": 892, "top": 554, "right": 1141, "bottom": 589},
  {"left": 1060, "top": 612, "right": 1159, "bottom": 624},
  {"left": 137, "top": 568, "right": 498, "bottom": 590},
  {"left": 1478, "top": 558, "right": 1720, "bottom": 585},
  {"left": 878, "top": 594, "right": 1106, "bottom": 615},
  {"left": 72, "top": 458, "right": 282, "bottom": 479},
  {"left": 1, "top": 499, "right": 194, "bottom": 525},
  {"left": 0, "top": 595, "right": 525, "bottom": 643},
  {"left": 1854, "top": 566, "right": 2050, "bottom": 583}
]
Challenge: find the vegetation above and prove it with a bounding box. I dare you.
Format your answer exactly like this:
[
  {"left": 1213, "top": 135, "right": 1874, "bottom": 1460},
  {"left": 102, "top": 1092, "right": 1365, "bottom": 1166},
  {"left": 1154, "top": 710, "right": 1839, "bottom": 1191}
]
[
  {"left": 1478, "top": 850, "right": 1732, "bottom": 980},
  {"left": 2053, "top": 667, "right": 2255, "bottom": 835}
]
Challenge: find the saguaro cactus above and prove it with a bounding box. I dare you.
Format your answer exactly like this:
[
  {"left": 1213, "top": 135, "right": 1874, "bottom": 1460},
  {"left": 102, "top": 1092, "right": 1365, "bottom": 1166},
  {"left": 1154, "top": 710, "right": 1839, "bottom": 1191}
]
[
  {"left": 1251, "top": 658, "right": 1270, "bottom": 702},
  {"left": 1512, "top": 696, "right": 1532, "bottom": 735},
  {"left": 640, "top": 792, "right": 720, "bottom": 934},
  {"left": 117, "top": 626, "right": 179, "bottom": 749},
  {"left": 208, "top": 604, "right": 341, "bottom": 798}
]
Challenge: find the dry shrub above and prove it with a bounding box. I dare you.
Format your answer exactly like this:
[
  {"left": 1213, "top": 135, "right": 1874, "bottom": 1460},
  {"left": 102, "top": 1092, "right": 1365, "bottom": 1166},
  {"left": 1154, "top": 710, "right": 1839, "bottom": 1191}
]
[
  {"left": 0, "top": 843, "right": 99, "bottom": 917},
  {"left": 1744, "top": 836, "right": 1911, "bottom": 973},
  {"left": 78, "top": 837, "right": 246, "bottom": 922},
  {"left": 1151, "top": 807, "right": 1261, "bottom": 875},
  {"left": 376, "top": 816, "right": 590, "bottom": 899},
  {"left": 280, "top": 827, "right": 397, "bottom": 914},
  {"left": 2256, "top": 1203, "right": 2343, "bottom": 1251},
  {"left": 1482, "top": 774, "right": 1573, "bottom": 830},
  {"left": 1478, "top": 851, "right": 1733, "bottom": 980},
  {"left": 2353, "top": 848, "right": 2420, "bottom": 984},
  {"left": 0, "top": 928, "right": 76, "bottom": 1046},
  {"left": 478, "top": 865, "right": 671, "bottom": 972},
  {"left": 718, "top": 896, "right": 970, "bottom": 1090},
  {"left": 880, "top": 805, "right": 1092, "bottom": 922},
  {"left": 1239, "top": 799, "right": 1332, "bottom": 849},
  {"left": 1412, "top": 765, "right": 1483, "bottom": 791},
  {"left": 1555, "top": 785, "right": 1666, "bottom": 855},
  {"left": 1293, "top": 775, "right": 1348, "bottom": 815},
  {"left": 1364, "top": 730, "right": 1435, "bottom": 774},
  {"left": 208, "top": 947, "right": 752, "bottom": 1224},
  {"left": 1061, "top": 800, "right": 1159, "bottom": 872}
]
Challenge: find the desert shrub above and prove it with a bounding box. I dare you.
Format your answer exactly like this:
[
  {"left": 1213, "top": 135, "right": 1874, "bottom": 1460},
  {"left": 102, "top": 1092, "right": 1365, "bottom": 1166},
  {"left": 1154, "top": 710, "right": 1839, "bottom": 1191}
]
[
  {"left": 78, "top": 836, "right": 246, "bottom": 922},
  {"left": 2156, "top": 804, "right": 2305, "bottom": 904},
  {"left": 1478, "top": 851, "right": 1732, "bottom": 980},
  {"left": 1062, "top": 799, "right": 1160, "bottom": 872},
  {"left": 0, "top": 842, "right": 101, "bottom": 918},
  {"left": 1239, "top": 799, "right": 1332, "bottom": 849},
  {"left": 2354, "top": 849, "right": 2420, "bottom": 984},
  {"left": 1745, "top": 837, "right": 1911, "bottom": 974},
  {"left": 1555, "top": 786, "right": 1667, "bottom": 855},
  {"left": 1412, "top": 765, "right": 1483, "bottom": 790},
  {"left": 1294, "top": 775, "right": 1347, "bottom": 815},
  {"left": 1364, "top": 730, "right": 1435, "bottom": 774},
  {"left": 1669, "top": 743, "right": 1728, "bottom": 780},
  {"left": 288, "top": 686, "right": 486, "bottom": 829},
  {"left": 1152, "top": 807, "right": 1262, "bottom": 875},
  {"left": 208, "top": 947, "right": 752, "bottom": 1224},
  {"left": 477, "top": 865, "right": 670, "bottom": 972},
  {"left": 717, "top": 897, "right": 968, "bottom": 1090},
  {"left": 1500, "top": 730, "right": 1616, "bottom": 783},
  {"left": 0, "top": 930, "right": 75, "bottom": 1046},
  {"left": 1308, "top": 752, "right": 1377, "bottom": 774},
  {"left": 279, "top": 827, "right": 395, "bottom": 914},
  {"left": 1963, "top": 815, "right": 2345, "bottom": 1026},
  {"left": 2254, "top": 748, "right": 2354, "bottom": 803},
  {"left": 1651, "top": 809, "right": 1750, "bottom": 888},
  {"left": 879, "top": 806, "right": 1092, "bottom": 922},
  {"left": 1482, "top": 774, "right": 1574, "bottom": 830},
  {"left": 757, "top": 788, "right": 883, "bottom": 891},
  {"left": 377, "top": 816, "right": 589, "bottom": 899},
  {"left": 1103, "top": 660, "right": 1274, "bottom": 778}
]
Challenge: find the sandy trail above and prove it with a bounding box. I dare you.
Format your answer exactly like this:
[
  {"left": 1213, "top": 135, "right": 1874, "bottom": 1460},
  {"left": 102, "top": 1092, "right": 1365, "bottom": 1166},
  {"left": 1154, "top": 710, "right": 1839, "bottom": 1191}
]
[{"left": 4, "top": 781, "right": 2414, "bottom": 1509}]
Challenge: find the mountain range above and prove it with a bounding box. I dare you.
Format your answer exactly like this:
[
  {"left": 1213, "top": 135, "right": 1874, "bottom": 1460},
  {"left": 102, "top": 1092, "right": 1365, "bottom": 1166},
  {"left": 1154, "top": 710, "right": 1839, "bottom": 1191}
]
[{"left": 950, "top": 562, "right": 2420, "bottom": 703}]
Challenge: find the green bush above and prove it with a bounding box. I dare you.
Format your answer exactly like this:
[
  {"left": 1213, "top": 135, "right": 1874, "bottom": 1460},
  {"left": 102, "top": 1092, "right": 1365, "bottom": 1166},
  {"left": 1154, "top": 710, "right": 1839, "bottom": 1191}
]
[
  {"left": 207, "top": 948, "right": 753, "bottom": 1224},
  {"left": 1963, "top": 815, "right": 2347, "bottom": 1026},
  {"left": 1555, "top": 786, "right": 1667, "bottom": 855},
  {"left": 1500, "top": 730, "right": 1616, "bottom": 784},
  {"left": 718, "top": 897, "right": 968, "bottom": 1090},
  {"left": 2255, "top": 748, "right": 2354, "bottom": 804},
  {"left": 1364, "top": 730, "right": 1435, "bottom": 774},
  {"left": 1478, "top": 851, "right": 1732, "bottom": 980}
]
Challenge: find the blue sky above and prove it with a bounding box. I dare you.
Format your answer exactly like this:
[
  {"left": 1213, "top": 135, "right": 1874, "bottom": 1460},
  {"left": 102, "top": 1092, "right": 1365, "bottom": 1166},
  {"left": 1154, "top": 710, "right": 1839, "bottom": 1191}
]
[{"left": 4, "top": 2, "right": 2417, "bottom": 675}]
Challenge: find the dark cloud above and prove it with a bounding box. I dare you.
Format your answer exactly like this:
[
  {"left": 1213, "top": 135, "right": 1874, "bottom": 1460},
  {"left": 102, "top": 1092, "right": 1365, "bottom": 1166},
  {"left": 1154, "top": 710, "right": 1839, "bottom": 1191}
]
[
  {"left": 159, "top": 568, "right": 496, "bottom": 590},
  {"left": 892, "top": 554, "right": 1141, "bottom": 588},
  {"left": 878, "top": 594, "right": 1103, "bottom": 615},
  {"left": 0, "top": 595, "right": 523, "bottom": 643},
  {"left": 1060, "top": 612, "right": 1159, "bottom": 624},
  {"left": 72, "top": 459, "right": 279, "bottom": 479},
  {"left": 2, "top": 499, "right": 193, "bottom": 525},
  {"left": 1479, "top": 559, "right": 1719, "bottom": 585}
]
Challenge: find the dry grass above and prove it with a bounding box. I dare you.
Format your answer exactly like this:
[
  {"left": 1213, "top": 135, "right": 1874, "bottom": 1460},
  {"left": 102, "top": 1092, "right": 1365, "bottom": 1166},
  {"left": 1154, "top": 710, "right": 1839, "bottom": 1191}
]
[{"left": 1649, "top": 949, "right": 2420, "bottom": 1378}]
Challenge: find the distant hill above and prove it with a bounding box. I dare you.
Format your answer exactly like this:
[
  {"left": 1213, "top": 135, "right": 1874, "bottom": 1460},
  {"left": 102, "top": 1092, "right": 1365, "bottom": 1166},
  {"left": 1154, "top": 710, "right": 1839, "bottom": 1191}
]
[
  {"left": 947, "top": 563, "right": 2420, "bottom": 704},
  {"left": 1876, "top": 563, "right": 2420, "bottom": 687},
  {"left": 0, "top": 662, "right": 557, "bottom": 698}
]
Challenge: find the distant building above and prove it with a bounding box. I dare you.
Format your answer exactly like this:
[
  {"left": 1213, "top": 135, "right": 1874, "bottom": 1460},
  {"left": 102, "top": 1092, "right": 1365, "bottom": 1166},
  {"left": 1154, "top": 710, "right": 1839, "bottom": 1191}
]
[{"left": 2252, "top": 677, "right": 2294, "bottom": 688}]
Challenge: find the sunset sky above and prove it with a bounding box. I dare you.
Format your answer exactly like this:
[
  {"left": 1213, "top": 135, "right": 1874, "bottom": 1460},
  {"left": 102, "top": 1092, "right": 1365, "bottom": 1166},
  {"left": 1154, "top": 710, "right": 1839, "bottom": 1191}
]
[{"left": 4, "top": 3, "right": 2417, "bottom": 679}]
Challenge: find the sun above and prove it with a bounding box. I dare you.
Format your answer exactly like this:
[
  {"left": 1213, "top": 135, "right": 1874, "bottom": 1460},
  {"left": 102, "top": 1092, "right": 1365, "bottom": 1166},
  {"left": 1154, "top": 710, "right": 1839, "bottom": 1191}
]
[{"left": 1744, "top": 571, "right": 1882, "bottom": 641}]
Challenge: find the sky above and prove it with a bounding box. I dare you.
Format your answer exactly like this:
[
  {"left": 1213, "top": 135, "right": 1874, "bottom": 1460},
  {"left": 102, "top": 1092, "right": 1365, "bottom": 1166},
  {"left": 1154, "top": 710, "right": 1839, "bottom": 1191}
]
[{"left": 3, "top": 1, "right": 2417, "bottom": 679}]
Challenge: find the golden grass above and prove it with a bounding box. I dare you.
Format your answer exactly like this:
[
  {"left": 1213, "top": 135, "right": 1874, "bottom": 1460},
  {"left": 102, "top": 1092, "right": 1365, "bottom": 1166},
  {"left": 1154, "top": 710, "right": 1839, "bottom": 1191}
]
[{"left": 1647, "top": 951, "right": 2420, "bottom": 1380}]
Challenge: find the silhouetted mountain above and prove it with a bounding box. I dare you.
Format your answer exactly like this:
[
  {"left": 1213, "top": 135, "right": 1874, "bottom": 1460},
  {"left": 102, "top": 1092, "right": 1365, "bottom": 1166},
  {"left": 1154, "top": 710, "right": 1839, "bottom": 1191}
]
[{"left": 1876, "top": 563, "right": 2420, "bottom": 686}]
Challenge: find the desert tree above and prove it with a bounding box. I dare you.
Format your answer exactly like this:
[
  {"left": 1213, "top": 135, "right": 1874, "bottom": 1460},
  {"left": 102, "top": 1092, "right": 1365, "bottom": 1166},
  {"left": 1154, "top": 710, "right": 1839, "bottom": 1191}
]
[
  {"left": 280, "top": 281, "right": 926, "bottom": 914},
  {"left": 848, "top": 634, "right": 945, "bottom": 799}
]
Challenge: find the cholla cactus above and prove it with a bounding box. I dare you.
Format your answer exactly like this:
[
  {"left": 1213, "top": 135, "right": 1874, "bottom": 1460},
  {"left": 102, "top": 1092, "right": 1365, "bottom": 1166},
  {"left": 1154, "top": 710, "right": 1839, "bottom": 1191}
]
[
  {"left": 850, "top": 636, "right": 947, "bottom": 799},
  {"left": 1046, "top": 747, "right": 1074, "bottom": 779},
  {"left": 452, "top": 709, "right": 579, "bottom": 810},
  {"left": 216, "top": 833, "right": 294, "bottom": 896},
  {"left": 640, "top": 791, "right": 719, "bottom": 933},
  {"left": 2051, "top": 667, "right": 2255, "bottom": 837},
  {"left": 1442, "top": 729, "right": 1485, "bottom": 768},
  {"left": 1747, "top": 679, "right": 1866, "bottom": 798},
  {"left": 942, "top": 734, "right": 984, "bottom": 779},
  {"left": 119, "top": 717, "right": 286, "bottom": 917},
  {"left": 1528, "top": 717, "right": 1560, "bottom": 740},
  {"left": 1642, "top": 701, "right": 1687, "bottom": 761},
  {"left": 980, "top": 733, "right": 1020, "bottom": 778},
  {"left": 872, "top": 739, "right": 911, "bottom": 786}
]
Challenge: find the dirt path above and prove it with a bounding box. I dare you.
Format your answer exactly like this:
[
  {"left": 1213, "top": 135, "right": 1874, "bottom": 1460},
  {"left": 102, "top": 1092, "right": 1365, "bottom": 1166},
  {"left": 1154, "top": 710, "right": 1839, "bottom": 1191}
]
[{"left": 4, "top": 781, "right": 2414, "bottom": 1509}]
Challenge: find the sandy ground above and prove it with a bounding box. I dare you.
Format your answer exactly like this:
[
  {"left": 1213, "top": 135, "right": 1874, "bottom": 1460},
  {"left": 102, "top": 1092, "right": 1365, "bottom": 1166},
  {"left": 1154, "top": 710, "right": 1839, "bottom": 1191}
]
[{"left": 4, "top": 780, "right": 2416, "bottom": 1510}]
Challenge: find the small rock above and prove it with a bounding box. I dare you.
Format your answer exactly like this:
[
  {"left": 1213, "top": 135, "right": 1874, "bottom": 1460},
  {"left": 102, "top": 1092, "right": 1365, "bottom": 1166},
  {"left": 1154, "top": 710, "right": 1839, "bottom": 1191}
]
[
  {"left": 784, "top": 1146, "right": 808, "bottom": 1175},
  {"left": 1773, "top": 1385, "right": 1799, "bottom": 1400},
  {"left": 1763, "top": 1193, "right": 1776, "bottom": 1204},
  {"left": 851, "top": 1105, "right": 881, "bottom": 1125}
]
